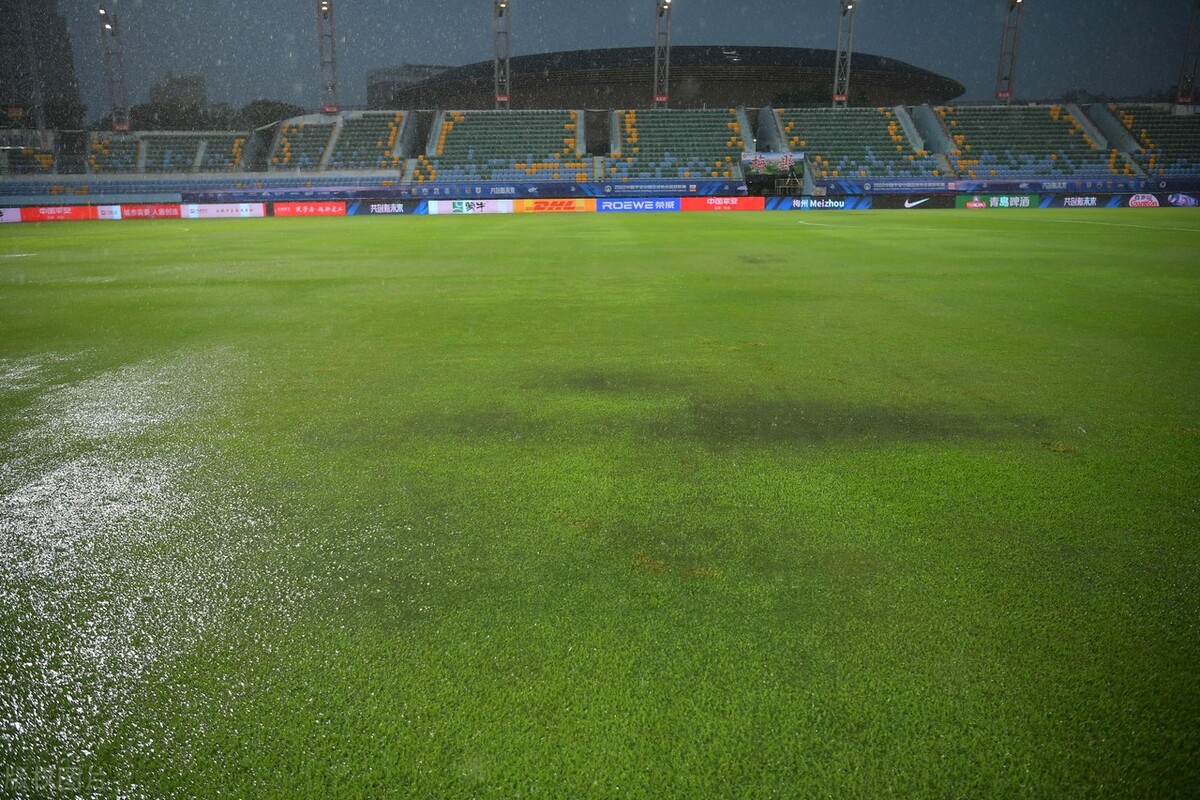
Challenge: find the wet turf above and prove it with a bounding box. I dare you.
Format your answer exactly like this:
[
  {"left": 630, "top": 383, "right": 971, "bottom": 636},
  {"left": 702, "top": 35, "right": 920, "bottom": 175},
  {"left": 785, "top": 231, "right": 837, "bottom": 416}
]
[{"left": 1, "top": 210, "right": 1199, "bottom": 798}]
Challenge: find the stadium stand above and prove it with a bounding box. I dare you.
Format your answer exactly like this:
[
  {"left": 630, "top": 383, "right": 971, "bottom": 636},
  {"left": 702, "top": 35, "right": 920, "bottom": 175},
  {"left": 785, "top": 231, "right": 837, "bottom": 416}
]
[
  {"left": 1, "top": 147, "right": 56, "bottom": 174},
  {"left": 199, "top": 133, "right": 248, "bottom": 171},
  {"left": 327, "top": 112, "right": 405, "bottom": 170},
  {"left": 410, "top": 110, "right": 588, "bottom": 183},
  {"left": 270, "top": 121, "right": 336, "bottom": 170},
  {"left": 88, "top": 134, "right": 140, "bottom": 173},
  {"left": 779, "top": 107, "right": 941, "bottom": 179},
  {"left": 143, "top": 134, "right": 201, "bottom": 172},
  {"left": 1113, "top": 105, "right": 1200, "bottom": 177},
  {"left": 141, "top": 132, "right": 249, "bottom": 172},
  {"left": 936, "top": 105, "right": 1117, "bottom": 179},
  {"left": 609, "top": 108, "right": 744, "bottom": 181}
]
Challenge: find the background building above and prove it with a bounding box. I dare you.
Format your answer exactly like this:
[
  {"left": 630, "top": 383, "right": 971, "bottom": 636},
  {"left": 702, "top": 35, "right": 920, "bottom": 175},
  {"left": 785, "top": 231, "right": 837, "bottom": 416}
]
[{"left": 0, "top": 0, "right": 85, "bottom": 129}]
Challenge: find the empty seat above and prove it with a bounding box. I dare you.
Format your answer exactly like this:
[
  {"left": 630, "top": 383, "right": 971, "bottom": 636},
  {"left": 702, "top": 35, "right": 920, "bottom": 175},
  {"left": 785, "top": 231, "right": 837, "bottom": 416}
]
[
  {"left": 411, "top": 110, "right": 587, "bottom": 184},
  {"left": 608, "top": 108, "right": 744, "bottom": 182},
  {"left": 779, "top": 107, "right": 939, "bottom": 180},
  {"left": 936, "top": 105, "right": 1115, "bottom": 179}
]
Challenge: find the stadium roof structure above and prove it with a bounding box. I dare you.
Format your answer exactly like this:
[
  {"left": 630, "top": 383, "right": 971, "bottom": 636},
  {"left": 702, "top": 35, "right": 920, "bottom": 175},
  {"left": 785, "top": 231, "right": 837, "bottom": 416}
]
[{"left": 371, "top": 45, "right": 965, "bottom": 110}]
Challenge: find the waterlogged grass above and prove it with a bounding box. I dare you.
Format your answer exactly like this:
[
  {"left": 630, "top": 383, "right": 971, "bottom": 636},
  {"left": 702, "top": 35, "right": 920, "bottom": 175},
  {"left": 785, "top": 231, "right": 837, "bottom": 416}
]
[{"left": 1, "top": 210, "right": 1199, "bottom": 798}]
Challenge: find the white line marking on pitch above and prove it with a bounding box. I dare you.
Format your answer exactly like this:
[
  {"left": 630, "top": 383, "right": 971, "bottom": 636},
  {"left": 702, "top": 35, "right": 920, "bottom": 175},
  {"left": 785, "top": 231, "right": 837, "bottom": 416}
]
[
  {"left": 0, "top": 253, "right": 36, "bottom": 259},
  {"left": 796, "top": 220, "right": 841, "bottom": 228}
]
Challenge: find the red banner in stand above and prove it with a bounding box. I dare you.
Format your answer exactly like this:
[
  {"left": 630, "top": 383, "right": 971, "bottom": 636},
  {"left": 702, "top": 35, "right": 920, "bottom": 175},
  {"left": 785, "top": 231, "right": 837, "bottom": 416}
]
[
  {"left": 273, "top": 201, "right": 347, "bottom": 217},
  {"left": 20, "top": 206, "right": 97, "bottom": 222},
  {"left": 681, "top": 197, "right": 766, "bottom": 213}
]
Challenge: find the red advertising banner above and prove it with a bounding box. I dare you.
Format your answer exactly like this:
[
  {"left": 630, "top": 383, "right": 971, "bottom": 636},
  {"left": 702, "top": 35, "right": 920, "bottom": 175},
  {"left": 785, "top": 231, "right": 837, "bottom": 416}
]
[
  {"left": 273, "top": 201, "right": 347, "bottom": 217},
  {"left": 121, "top": 203, "right": 182, "bottom": 219},
  {"left": 20, "top": 206, "right": 96, "bottom": 223},
  {"left": 681, "top": 196, "right": 766, "bottom": 213}
]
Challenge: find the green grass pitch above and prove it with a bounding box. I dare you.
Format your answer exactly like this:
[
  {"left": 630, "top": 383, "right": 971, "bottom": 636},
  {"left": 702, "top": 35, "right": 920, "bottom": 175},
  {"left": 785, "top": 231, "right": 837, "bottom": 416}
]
[{"left": 1, "top": 210, "right": 1198, "bottom": 798}]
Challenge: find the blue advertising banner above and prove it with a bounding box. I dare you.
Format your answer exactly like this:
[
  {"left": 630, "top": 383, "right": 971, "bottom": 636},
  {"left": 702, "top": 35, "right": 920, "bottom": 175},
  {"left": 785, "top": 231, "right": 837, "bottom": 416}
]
[
  {"left": 600, "top": 180, "right": 746, "bottom": 198},
  {"left": 1027, "top": 193, "right": 1197, "bottom": 209},
  {"left": 817, "top": 176, "right": 1200, "bottom": 196},
  {"left": 403, "top": 180, "right": 746, "bottom": 199},
  {"left": 596, "top": 198, "right": 681, "bottom": 213},
  {"left": 345, "top": 200, "right": 428, "bottom": 215},
  {"left": 766, "top": 196, "right": 873, "bottom": 210}
]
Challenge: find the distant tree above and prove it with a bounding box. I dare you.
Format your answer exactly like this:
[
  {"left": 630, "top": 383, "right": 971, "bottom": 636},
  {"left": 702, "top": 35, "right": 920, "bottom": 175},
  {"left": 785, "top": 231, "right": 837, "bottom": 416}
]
[
  {"left": 239, "top": 99, "right": 306, "bottom": 129},
  {"left": 208, "top": 103, "right": 237, "bottom": 129},
  {"left": 134, "top": 101, "right": 208, "bottom": 130}
]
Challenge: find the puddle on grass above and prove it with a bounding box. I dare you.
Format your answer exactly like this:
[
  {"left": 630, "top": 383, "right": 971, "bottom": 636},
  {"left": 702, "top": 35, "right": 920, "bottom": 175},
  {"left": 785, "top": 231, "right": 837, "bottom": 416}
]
[
  {"left": 0, "top": 349, "right": 302, "bottom": 800},
  {"left": 0, "top": 353, "right": 78, "bottom": 398}
]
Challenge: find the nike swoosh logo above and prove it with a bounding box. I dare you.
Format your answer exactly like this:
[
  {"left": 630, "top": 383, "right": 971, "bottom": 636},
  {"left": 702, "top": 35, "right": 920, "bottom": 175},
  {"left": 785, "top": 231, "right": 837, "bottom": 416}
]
[{"left": 904, "top": 198, "right": 930, "bottom": 208}]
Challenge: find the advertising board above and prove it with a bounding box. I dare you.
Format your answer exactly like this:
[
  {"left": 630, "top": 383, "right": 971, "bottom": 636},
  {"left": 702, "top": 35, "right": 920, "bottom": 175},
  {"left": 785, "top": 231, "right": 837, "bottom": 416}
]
[
  {"left": 273, "top": 201, "right": 347, "bottom": 217},
  {"left": 181, "top": 203, "right": 266, "bottom": 219},
  {"left": 427, "top": 199, "right": 514, "bottom": 215},
  {"left": 680, "top": 196, "right": 765, "bottom": 212},
  {"left": 121, "top": 204, "right": 183, "bottom": 219},
  {"left": 955, "top": 195, "right": 1039, "bottom": 209},
  {"left": 346, "top": 200, "right": 428, "bottom": 215},
  {"left": 818, "top": 176, "right": 1200, "bottom": 197},
  {"left": 603, "top": 180, "right": 745, "bottom": 198},
  {"left": 20, "top": 206, "right": 96, "bottom": 222},
  {"left": 1119, "top": 193, "right": 1199, "bottom": 208},
  {"left": 514, "top": 198, "right": 596, "bottom": 213},
  {"left": 766, "top": 196, "right": 871, "bottom": 211},
  {"left": 596, "top": 198, "right": 680, "bottom": 213},
  {"left": 869, "top": 195, "right": 956, "bottom": 210},
  {"left": 0, "top": 208, "right": 20, "bottom": 224}
]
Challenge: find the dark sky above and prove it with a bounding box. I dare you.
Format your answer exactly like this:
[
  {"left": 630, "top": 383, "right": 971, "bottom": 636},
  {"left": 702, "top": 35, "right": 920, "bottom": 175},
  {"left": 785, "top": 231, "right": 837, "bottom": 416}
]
[{"left": 62, "top": 0, "right": 1195, "bottom": 121}]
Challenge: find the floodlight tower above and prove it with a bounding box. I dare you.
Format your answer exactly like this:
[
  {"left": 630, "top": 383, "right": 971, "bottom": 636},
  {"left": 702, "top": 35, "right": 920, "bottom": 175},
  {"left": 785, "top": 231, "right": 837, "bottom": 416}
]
[
  {"left": 653, "top": 0, "right": 673, "bottom": 108},
  {"left": 1176, "top": 0, "right": 1200, "bottom": 107},
  {"left": 494, "top": 0, "right": 512, "bottom": 109},
  {"left": 18, "top": 0, "right": 46, "bottom": 131},
  {"left": 98, "top": 5, "right": 131, "bottom": 131},
  {"left": 317, "top": 0, "right": 339, "bottom": 113},
  {"left": 832, "top": 0, "right": 857, "bottom": 108},
  {"left": 995, "top": 0, "right": 1025, "bottom": 105}
]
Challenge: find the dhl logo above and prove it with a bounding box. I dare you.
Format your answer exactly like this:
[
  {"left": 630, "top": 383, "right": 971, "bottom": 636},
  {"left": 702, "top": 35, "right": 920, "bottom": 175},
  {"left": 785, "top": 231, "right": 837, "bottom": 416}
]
[{"left": 516, "top": 198, "right": 596, "bottom": 213}]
